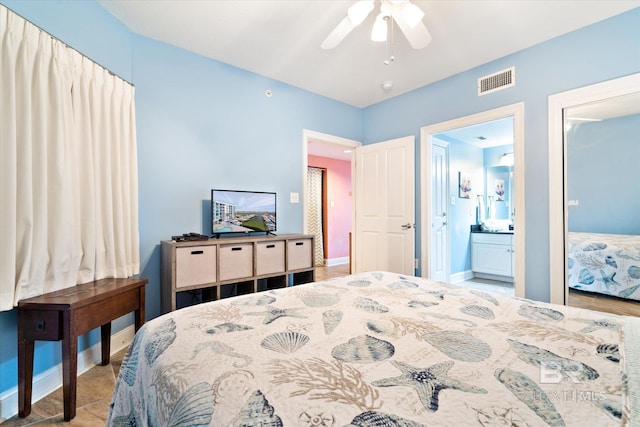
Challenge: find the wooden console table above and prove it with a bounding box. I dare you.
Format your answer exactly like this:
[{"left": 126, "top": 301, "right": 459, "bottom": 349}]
[{"left": 17, "top": 277, "right": 147, "bottom": 421}]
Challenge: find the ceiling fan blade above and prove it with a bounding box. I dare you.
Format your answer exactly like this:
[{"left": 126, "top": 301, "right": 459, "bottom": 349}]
[
  {"left": 321, "top": 16, "right": 356, "bottom": 49},
  {"left": 392, "top": 3, "right": 432, "bottom": 49}
]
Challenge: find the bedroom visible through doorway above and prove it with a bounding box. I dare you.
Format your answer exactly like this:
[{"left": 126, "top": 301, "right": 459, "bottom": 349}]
[{"left": 302, "top": 130, "right": 360, "bottom": 269}]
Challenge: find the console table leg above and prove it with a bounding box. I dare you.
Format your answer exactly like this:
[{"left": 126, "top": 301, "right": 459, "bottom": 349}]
[
  {"left": 61, "top": 312, "right": 77, "bottom": 421},
  {"left": 100, "top": 323, "right": 111, "bottom": 365},
  {"left": 17, "top": 337, "right": 34, "bottom": 418},
  {"left": 135, "top": 286, "right": 145, "bottom": 332}
]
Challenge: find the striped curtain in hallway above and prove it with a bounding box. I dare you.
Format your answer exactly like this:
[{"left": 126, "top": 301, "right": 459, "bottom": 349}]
[{"left": 307, "top": 167, "right": 325, "bottom": 267}]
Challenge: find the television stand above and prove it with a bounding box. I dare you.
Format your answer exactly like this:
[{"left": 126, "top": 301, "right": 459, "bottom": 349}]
[{"left": 161, "top": 233, "right": 315, "bottom": 313}]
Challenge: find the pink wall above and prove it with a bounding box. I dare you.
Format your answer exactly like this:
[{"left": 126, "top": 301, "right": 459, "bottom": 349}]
[{"left": 308, "top": 155, "right": 352, "bottom": 261}]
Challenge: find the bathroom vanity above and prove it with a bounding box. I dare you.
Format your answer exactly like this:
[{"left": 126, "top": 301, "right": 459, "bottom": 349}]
[{"left": 471, "top": 229, "right": 514, "bottom": 282}]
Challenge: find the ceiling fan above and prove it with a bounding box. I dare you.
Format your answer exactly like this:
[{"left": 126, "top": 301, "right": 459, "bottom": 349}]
[{"left": 321, "top": 0, "right": 432, "bottom": 50}]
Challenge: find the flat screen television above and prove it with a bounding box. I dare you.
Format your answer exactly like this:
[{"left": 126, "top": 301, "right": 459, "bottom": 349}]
[{"left": 211, "top": 189, "right": 276, "bottom": 236}]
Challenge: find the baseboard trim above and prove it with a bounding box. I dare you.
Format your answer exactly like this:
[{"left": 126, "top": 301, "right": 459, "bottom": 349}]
[
  {"left": 472, "top": 272, "right": 515, "bottom": 283},
  {"left": 0, "top": 325, "right": 135, "bottom": 422},
  {"left": 450, "top": 270, "right": 474, "bottom": 284},
  {"left": 324, "top": 257, "right": 349, "bottom": 267}
]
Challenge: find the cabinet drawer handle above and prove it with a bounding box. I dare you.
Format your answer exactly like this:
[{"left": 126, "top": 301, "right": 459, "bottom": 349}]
[
  {"left": 191, "top": 250, "right": 204, "bottom": 255},
  {"left": 231, "top": 247, "right": 242, "bottom": 251},
  {"left": 266, "top": 244, "right": 275, "bottom": 248},
  {"left": 295, "top": 242, "right": 304, "bottom": 246}
]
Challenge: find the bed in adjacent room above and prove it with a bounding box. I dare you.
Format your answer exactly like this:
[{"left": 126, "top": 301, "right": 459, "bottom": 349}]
[
  {"left": 568, "top": 232, "right": 640, "bottom": 301},
  {"left": 107, "top": 271, "right": 639, "bottom": 426}
]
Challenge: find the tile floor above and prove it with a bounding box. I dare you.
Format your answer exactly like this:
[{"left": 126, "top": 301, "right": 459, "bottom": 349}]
[
  {"left": 5, "top": 263, "right": 638, "bottom": 425},
  {"left": 3, "top": 349, "right": 126, "bottom": 426},
  {"left": 315, "top": 263, "right": 350, "bottom": 281},
  {"left": 457, "top": 277, "right": 515, "bottom": 297}
]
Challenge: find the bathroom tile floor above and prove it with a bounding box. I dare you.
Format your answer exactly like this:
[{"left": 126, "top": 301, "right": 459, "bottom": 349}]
[{"left": 458, "top": 277, "right": 516, "bottom": 297}]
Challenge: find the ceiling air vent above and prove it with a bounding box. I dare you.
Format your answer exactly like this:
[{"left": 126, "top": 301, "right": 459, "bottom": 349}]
[{"left": 478, "top": 67, "right": 515, "bottom": 96}]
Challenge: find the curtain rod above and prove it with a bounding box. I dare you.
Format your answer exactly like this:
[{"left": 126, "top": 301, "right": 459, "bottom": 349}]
[{"left": 3, "top": 4, "right": 135, "bottom": 87}]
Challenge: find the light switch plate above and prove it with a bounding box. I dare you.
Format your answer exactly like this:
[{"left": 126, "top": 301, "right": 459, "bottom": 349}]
[{"left": 290, "top": 192, "right": 300, "bottom": 203}]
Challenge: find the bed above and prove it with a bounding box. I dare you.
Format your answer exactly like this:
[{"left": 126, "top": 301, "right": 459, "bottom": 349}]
[
  {"left": 107, "top": 271, "right": 640, "bottom": 426},
  {"left": 568, "top": 232, "right": 640, "bottom": 301}
]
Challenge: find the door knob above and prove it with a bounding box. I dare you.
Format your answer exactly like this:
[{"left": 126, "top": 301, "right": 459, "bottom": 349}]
[{"left": 401, "top": 223, "right": 413, "bottom": 230}]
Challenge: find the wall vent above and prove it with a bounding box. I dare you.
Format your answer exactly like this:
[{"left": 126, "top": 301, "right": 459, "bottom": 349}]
[{"left": 478, "top": 67, "right": 515, "bottom": 96}]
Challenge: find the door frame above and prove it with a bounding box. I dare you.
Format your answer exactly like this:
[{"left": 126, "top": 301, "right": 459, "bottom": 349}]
[
  {"left": 548, "top": 73, "right": 640, "bottom": 305},
  {"left": 420, "top": 102, "right": 526, "bottom": 298},
  {"left": 301, "top": 129, "right": 361, "bottom": 243}
]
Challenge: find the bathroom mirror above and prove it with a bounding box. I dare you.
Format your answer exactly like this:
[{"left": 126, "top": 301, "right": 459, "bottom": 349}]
[{"left": 485, "top": 165, "right": 512, "bottom": 221}]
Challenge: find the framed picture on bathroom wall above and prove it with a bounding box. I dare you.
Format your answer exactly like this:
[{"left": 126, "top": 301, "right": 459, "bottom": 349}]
[
  {"left": 495, "top": 179, "right": 505, "bottom": 201},
  {"left": 458, "top": 171, "right": 472, "bottom": 198}
]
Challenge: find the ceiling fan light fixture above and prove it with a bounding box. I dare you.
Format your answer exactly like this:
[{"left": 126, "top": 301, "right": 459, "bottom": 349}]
[
  {"left": 347, "top": 0, "right": 375, "bottom": 26},
  {"left": 322, "top": 0, "right": 431, "bottom": 51},
  {"left": 371, "top": 14, "right": 388, "bottom": 42},
  {"left": 402, "top": 2, "right": 425, "bottom": 29}
]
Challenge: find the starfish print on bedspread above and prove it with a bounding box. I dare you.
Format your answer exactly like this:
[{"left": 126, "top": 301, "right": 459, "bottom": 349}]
[
  {"left": 596, "top": 270, "right": 620, "bottom": 289},
  {"left": 245, "top": 307, "right": 307, "bottom": 324},
  {"left": 371, "top": 360, "right": 487, "bottom": 412}
]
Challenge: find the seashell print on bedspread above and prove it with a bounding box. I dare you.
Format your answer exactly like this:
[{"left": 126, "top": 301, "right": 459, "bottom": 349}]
[
  {"left": 107, "top": 271, "right": 634, "bottom": 426},
  {"left": 568, "top": 232, "right": 640, "bottom": 300}
]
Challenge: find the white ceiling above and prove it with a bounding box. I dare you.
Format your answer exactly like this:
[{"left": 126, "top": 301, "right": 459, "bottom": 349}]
[
  {"left": 437, "top": 116, "right": 514, "bottom": 148},
  {"left": 98, "top": 1, "right": 640, "bottom": 109}
]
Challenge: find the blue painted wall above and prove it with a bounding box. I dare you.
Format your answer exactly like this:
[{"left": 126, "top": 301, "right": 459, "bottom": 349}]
[
  {"left": 567, "top": 114, "right": 640, "bottom": 234},
  {"left": 363, "top": 7, "right": 640, "bottom": 302},
  {"left": 132, "top": 34, "right": 362, "bottom": 323},
  {"left": 0, "top": 0, "right": 361, "bottom": 402}
]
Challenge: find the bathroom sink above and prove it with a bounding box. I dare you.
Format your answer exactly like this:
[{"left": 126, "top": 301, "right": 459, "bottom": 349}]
[{"left": 481, "top": 220, "right": 512, "bottom": 232}]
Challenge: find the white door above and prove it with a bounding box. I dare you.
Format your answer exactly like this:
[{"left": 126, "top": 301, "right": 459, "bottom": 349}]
[
  {"left": 430, "top": 141, "right": 449, "bottom": 282},
  {"left": 353, "top": 136, "right": 415, "bottom": 275}
]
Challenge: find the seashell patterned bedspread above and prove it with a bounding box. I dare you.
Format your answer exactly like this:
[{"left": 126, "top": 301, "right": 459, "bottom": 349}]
[
  {"left": 568, "top": 232, "right": 640, "bottom": 301},
  {"left": 107, "top": 271, "right": 640, "bottom": 426}
]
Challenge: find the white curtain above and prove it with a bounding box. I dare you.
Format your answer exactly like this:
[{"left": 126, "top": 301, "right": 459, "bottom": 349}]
[{"left": 0, "top": 5, "right": 140, "bottom": 311}]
